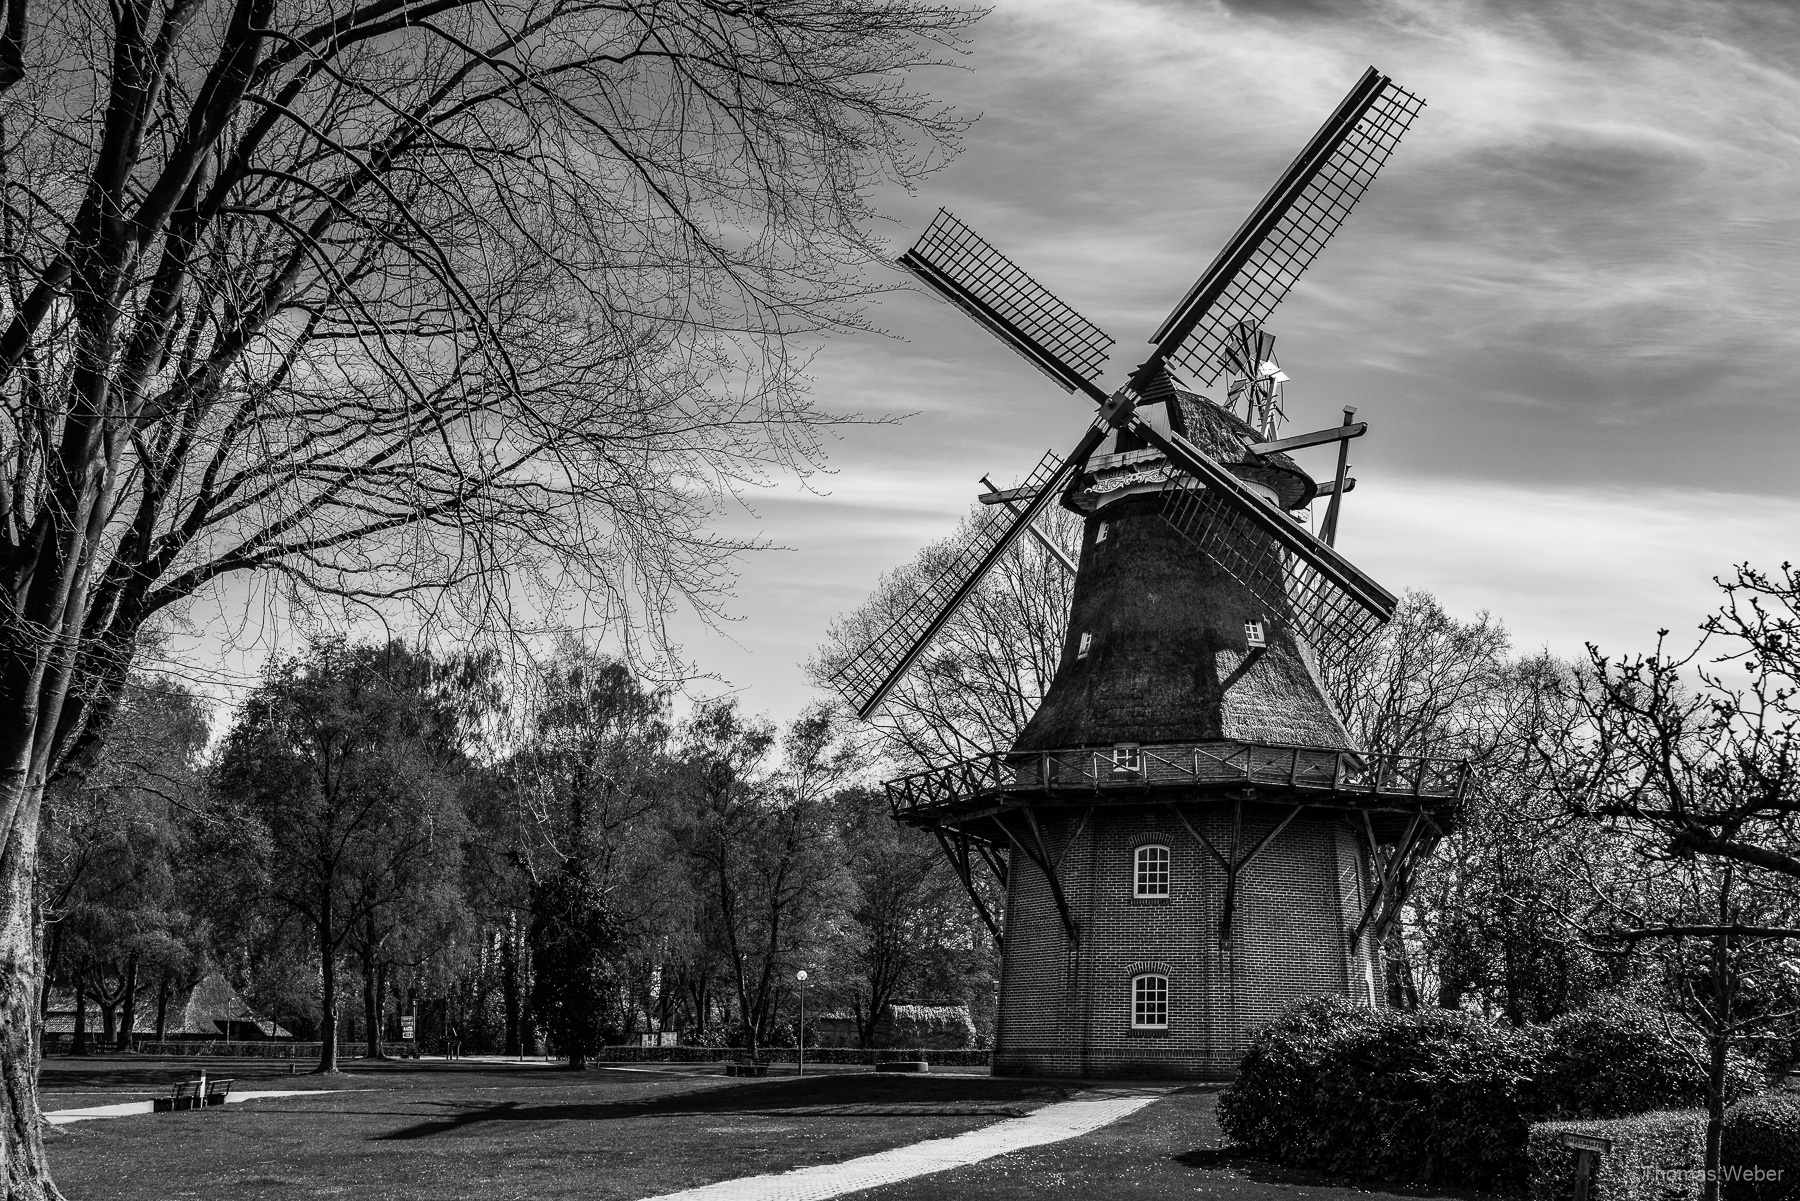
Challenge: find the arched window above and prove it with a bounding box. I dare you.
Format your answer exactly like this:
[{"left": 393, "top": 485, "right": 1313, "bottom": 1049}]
[
  {"left": 1134, "top": 844, "right": 1170, "bottom": 898},
  {"left": 1132, "top": 974, "right": 1169, "bottom": 1029}
]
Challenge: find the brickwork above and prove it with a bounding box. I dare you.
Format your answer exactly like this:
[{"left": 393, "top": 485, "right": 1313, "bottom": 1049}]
[{"left": 994, "top": 801, "right": 1374, "bottom": 1078}]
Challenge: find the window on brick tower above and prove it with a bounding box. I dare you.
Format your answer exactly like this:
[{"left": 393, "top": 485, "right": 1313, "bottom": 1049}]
[
  {"left": 1134, "top": 845, "right": 1169, "bottom": 897},
  {"left": 1132, "top": 974, "right": 1168, "bottom": 1029}
]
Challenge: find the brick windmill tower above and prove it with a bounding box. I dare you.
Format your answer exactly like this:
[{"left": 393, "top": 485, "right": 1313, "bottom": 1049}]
[{"left": 830, "top": 70, "right": 1468, "bottom": 1078}]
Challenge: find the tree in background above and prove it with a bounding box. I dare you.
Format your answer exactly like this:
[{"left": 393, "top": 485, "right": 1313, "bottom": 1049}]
[
  {"left": 811, "top": 505, "right": 1080, "bottom": 768},
  {"left": 212, "top": 639, "right": 474, "bottom": 1073},
  {"left": 39, "top": 675, "right": 209, "bottom": 1051},
  {"left": 528, "top": 864, "right": 623, "bottom": 1070},
  {"left": 517, "top": 646, "right": 671, "bottom": 1066},
  {"left": 1539, "top": 564, "right": 1800, "bottom": 1199},
  {"left": 673, "top": 703, "right": 848, "bottom": 1059},
  {"left": 829, "top": 786, "right": 985, "bottom": 1047},
  {"left": 0, "top": 0, "right": 977, "bottom": 1182}
]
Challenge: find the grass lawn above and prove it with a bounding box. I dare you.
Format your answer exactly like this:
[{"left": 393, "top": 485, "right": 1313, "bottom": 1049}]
[
  {"left": 845, "top": 1086, "right": 1507, "bottom": 1201},
  {"left": 40, "top": 1057, "right": 1077, "bottom": 1201},
  {"left": 40, "top": 1059, "right": 1509, "bottom": 1201}
]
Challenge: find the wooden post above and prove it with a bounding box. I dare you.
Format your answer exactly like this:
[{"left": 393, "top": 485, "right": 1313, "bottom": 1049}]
[{"left": 1319, "top": 406, "right": 1356, "bottom": 546}]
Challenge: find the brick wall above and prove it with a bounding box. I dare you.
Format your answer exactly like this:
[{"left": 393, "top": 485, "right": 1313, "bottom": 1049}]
[{"left": 994, "top": 800, "right": 1375, "bottom": 1078}]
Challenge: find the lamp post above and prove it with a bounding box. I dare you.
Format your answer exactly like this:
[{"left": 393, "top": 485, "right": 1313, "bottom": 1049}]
[{"left": 795, "top": 970, "right": 809, "bottom": 1077}]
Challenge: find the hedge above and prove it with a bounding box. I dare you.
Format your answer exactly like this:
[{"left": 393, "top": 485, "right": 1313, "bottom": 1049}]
[
  {"left": 1218, "top": 996, "right": 1722, "bottom": 1192},
  {"left": 1528, "top": 1111, "right": 1707, "bottom": 1201},
  {"left": 1721, "top": 1094, "right": 1800, "bottom": 1201},
  {"left": 1218, "top": 997, "right": 1539, "bottom": 1190}
]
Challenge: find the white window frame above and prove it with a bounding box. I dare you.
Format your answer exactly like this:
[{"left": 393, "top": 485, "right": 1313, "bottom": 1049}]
[
  {"left": 1244, "top": 619, "right": 1266, "bottom": 648},
  {"left": 1131, "top": 974, "right": 1169, "bottom": 1029},
  {"left": 1111, "top": 744, "right": 1141, "bottom": 774},
  {"left": 1134, "top": 844, "right": 1170, "bottom": 898}
]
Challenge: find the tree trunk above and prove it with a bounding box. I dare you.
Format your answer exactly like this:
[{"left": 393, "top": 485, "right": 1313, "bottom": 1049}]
[
  {"left": 97, "top": 1002, "right": 114, "bottom": 1049},
  {"left": 501, "top": 921, "right": 521, "bottom": 1057},
  {"left": 0, "top": 819, "right": 63, "bottom": 1198},
  {"left": 360, "top": 932, "right": 382, "bottom": 1060},
  {"left": 154, "top": 971, "right": 170, "bottom": 1042},
  {"left": 70, "top": 978, "right": 85, "bottom": 1057},
  {"left": 317, "top": 905, "right": 339, "bottom": 1074},
  {"left": 117, "top": 957, "right": 137, "bottom": 1051},
  {"left": 1702, "top": 931, "right": 1730, "bottom": 1201}
]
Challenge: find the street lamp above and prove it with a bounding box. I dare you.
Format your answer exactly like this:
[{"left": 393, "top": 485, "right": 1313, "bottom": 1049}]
[{"left": 795, "top": 970, "right": 809, "bottom": 1077}]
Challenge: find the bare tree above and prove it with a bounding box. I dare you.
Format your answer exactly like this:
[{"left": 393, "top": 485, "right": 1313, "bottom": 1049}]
[
  {"left": 812, "top": 502, "right": 1079, "bottom": 769},
  {"left": 0, "top": 0, "right": 976, "bottom": 1187}
]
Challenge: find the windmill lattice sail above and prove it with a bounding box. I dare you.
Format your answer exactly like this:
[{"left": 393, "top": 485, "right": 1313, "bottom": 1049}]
[
  {"left": 830, "top": 449, "right": 1070, "bottom": 718},
  {"left": 1159, "top": 478, "right": 1383, "bottom": 676},
  {"left": 1152, "top": 73, "right": 1425, "bottom": 385},
  {"left": 900, "top": 209, "right": 1114, "bottom": 394}
]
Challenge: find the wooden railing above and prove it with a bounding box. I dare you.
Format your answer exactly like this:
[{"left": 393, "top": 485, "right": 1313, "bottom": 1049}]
[{"left": 885, "top": 740, "right": 1468, "bottom": 820}]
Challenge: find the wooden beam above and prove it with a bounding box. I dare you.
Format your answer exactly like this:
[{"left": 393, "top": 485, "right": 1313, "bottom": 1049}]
[
  {"left": 1003, "top": 810, "right": 1080, "bottom": 945},
  {"left": 1314, "top": 477, "right": 1355, "bottom": 498},
  {"left": 1247, "top": 421, "right": 1366, "bottom": 457},
  {"left": 981, "top": 475, "right": 1077, "bottom": 575},
  {"left": 933, "top": 827, "right": 1003, "bottom": 944},
  {"left": 1319, "top": 406, "right": 1357, "bottom": 547}
]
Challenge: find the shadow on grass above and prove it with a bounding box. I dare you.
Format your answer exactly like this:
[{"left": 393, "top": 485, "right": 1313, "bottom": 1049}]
[
  {"left": 377, "top": 1075, "right": 1079, "bottom": 1141},
  {"left": 1172, "top": 1147, "right": 1511, "bottom": 1201}
]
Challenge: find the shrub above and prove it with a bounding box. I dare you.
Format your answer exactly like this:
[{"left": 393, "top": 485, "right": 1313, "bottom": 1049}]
[
  {"left": 1528, "top": 1111, "right": 1706, "bottom": 1201},
  {"left": 1219, "top": 997, "right": 1541, "bottom": 1189},
  {"left": 1721, "top": 1094, "right": 1800, "bottom": 1201},
  {"left": 1535, "top": 999, "right": 1740, "bottom": 1119},
  {"left": 881, "top": 1005, "right": 977, "bottom": 1049},
  {"left": 1222, "top": 995, "right": 1766, "bottom": 1193}
]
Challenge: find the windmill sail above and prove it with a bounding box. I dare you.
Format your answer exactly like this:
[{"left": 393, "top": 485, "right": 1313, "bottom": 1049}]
[
  {"left": 900, "top": 210, "right": 1115, "bottom": 396},
  {"left": 1149, "top": 69, "right": 1425, "bottom": 385},
  {"left": 831, "top": 448, "right": 1083, "bottom": 719},
  {"left": 1159, "top": 479, "right": 1384, "bottom": 677}
]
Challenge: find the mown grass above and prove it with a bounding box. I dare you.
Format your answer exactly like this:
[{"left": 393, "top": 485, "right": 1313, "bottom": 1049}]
[{"left": 41, "top": 1057, "right": 1074, "bottom": 1201}]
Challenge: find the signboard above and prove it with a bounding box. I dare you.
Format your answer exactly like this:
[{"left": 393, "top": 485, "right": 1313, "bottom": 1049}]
[
  {"left": 400, "top": 1016, "right": 417, "bottom": 1041},
  {"left": 1557, "top": 1133, "right": 1613, "bottom": 1154}
]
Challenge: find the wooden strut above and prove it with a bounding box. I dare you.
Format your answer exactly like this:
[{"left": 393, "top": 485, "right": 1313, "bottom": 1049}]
[
  {"left": 931, "top": 826, "right": 1004, "bottom": 945},
  {"left": 1347, "top": 810, "right": 1428, "bottom": 952},
  {"left": 1000, "top": 807, "right": 1081, "bottom": 945},
  {"left": 1165, "top": 800, "right": 1307, "bottom": 944}
]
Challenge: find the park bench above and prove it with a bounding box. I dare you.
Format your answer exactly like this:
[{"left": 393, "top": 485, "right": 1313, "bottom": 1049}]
[{"left": 152, "top": 1076, "right": 234, "bottom": 1113}]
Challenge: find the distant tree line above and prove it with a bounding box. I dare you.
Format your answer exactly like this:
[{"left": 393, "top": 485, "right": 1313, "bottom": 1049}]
[{"left": 47, "top": 637, "right": 991, "bottom": 1073}]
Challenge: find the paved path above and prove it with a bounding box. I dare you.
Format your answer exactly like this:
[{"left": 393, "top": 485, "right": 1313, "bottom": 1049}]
[
  {"left": 639, "top": 1089, "right": 1166, "bottom": 1201},
  {"left": 45, "top": 1088, "right": 356, "bottom": 1125}
]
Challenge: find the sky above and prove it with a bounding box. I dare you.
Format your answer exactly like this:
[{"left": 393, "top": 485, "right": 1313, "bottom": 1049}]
[{"left": 664, "top": 0, "right": 1800, "bottom": 726}]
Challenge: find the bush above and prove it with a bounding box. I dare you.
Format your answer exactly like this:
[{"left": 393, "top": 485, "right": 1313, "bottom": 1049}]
[
  {"left": 1219, "top": 997, "right": 1541, "bottom": 1189},
  {"left": 1220, "top": 995, "right": 1747, "bottom": 1192},
  {"left": 1535, "top": 999, "right": 1741, "bottom": 1119},
  {"left": 882, "top": 1005, "right": 976, "bottom": 1050},
  {"left": 1528, "top": 1111, "right": 1706, "bottom": 1201},
  {"left": 1721, "top": 1094, "right": 1800, "bottom": 1201}
]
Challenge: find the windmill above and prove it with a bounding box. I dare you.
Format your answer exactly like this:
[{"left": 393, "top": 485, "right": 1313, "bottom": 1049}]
[{"left": 832, "top": 69, "right": 1469, "bottom": 1078}]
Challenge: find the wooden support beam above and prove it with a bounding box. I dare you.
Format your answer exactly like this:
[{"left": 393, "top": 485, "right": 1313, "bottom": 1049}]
[
  {"left": 1348, "top": 810, "right": 1424, "bottom": 950},
  {"left": 932, "top": 827, "right": 1003, "bottom": 944},
  {"left": 1165, "top": 801, "right": 1306, "bottom": 946},
  {"left": 1247, "top": 420, "right": 1366, "bottom": 457},
  {"left": 981, "top": 474, "right": 1077, "bottom": 575},
  {"left": 1002, "top": 810, "right": 1080, "bottom": 945}
]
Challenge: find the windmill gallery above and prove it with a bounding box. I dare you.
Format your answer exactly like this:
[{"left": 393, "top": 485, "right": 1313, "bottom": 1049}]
[{"left": 830, "top": 68, "right": 1470, "bottom": 1079}]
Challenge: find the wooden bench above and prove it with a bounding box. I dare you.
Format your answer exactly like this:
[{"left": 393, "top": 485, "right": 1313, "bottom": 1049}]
[{"left": 152, "top": 1076, "right": 234, "bottom": 1113}]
